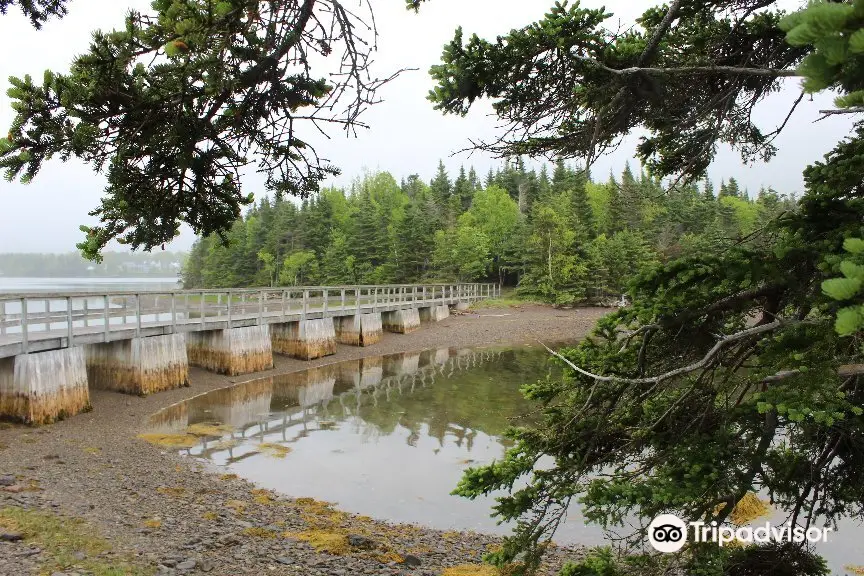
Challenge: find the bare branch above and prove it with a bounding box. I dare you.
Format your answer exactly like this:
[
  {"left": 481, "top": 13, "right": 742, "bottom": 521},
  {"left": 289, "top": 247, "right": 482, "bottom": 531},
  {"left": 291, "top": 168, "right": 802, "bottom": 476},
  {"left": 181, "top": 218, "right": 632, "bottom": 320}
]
[
  {"left": 539, "top": 319, "right": 795, "bottom": 385},
  {"left": 572, "top": 55, "right": 801, "bottom": 78}
]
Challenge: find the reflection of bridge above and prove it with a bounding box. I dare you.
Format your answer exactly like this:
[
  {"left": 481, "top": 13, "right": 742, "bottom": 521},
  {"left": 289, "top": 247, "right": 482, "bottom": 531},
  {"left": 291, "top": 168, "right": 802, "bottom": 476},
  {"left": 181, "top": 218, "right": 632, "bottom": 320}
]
[
  {"left": 148, "top": 347, "right": 504, "bottom": 463},
  {"left": 0, "top": 283, "right": 497, "bottom": 423}
]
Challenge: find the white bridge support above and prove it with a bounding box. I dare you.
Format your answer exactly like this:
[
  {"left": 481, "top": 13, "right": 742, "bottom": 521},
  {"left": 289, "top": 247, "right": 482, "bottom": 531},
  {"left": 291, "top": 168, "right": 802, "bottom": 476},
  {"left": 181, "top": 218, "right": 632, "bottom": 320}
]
[
  {"left": 271, "top": 318, "right": 337, "bottom": 360},
  {"left": 419, "top": 305, "right": 450, "bottom": 323},
  {"left": 86, "top": 334, "right": 188, "bottom": 396},
  {"left": 382, "top": 309, "right": 420, "bottom": 334},
  {"left": 333, "top": 313, "right": 383, "bottom": 347},
  {"left": 0, "top": 283, "right": 498, "bottom": 423},
  {"left": 187, "top": 326, "right": 274, "bottom": 376},
  {"left": 0, "top": 348, "right": 90, "bottom": 424}
]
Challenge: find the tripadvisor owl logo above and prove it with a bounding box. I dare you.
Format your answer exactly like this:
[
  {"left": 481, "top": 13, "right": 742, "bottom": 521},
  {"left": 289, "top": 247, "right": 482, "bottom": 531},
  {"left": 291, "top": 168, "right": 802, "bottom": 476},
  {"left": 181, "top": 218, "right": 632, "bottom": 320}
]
[{"left": 648, "top": 514, "right": 688, "bottom": 552}]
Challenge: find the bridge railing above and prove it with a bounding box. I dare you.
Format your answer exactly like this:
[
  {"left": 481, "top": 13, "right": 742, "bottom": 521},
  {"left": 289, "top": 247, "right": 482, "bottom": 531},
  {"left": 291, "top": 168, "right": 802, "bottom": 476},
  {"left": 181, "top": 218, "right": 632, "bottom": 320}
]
[{"left": 0, "top": 283, "right": 499, "bottom": 353}]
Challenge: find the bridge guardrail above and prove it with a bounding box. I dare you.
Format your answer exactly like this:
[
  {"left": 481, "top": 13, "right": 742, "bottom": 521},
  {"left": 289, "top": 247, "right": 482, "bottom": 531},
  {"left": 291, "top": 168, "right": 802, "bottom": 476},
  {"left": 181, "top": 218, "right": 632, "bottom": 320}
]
[{"left": 0, "top": 283, "right": 499, "bottom": 355}]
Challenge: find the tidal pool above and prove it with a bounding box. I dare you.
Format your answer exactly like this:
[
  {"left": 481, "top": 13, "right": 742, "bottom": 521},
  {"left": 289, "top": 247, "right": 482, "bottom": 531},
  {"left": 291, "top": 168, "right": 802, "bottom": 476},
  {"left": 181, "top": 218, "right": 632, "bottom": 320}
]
[{"left": 147, "top": 344, "right": 862, "bottom": 574}]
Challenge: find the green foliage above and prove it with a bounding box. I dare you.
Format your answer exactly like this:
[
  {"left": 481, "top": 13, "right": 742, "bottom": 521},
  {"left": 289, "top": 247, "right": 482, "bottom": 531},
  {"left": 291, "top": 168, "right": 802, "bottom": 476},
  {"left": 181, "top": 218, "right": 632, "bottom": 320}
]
[
  {"left": 428, "top": 2, "right": 864, "bottom": 575},
  {"left": 779, "top": 0, "right": 864, "bottom": 107},
  {"left": 0, "top": 0, "right": 67, "bottom": 29},
  {"left": 427, "top": 0, "right": 805, "bottom": 181},
  {"left": 823, "top": 236, "right": 864, "bottom": 335},
  {"left": 1, "top": 0, "right": 391, "bottom": 261}
]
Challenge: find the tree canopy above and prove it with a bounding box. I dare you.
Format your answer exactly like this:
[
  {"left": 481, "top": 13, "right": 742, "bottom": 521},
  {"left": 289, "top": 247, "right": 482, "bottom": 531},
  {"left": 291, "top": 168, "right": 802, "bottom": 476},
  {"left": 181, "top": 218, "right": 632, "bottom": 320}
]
[
  {"left": 0, "top": 0, "right": 398, "bottom": 260},
  {"left": 0, "top": 0, "right": 67, "bottom": 28}
]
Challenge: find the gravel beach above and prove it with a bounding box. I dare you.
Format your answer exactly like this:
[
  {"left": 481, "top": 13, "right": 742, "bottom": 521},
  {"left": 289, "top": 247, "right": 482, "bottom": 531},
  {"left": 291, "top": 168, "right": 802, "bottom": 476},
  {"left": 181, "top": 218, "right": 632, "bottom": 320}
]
[{"left": 0, "top": 304, "right": 608, "bottom": 576}]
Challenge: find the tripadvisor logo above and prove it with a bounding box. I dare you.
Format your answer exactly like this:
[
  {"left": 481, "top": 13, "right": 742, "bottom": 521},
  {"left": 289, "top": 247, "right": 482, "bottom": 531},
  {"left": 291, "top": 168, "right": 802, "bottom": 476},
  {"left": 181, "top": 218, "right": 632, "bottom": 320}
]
[
  {"left": 647, "top": 514, "right": 832, "bottom": 552},
  {"left": 648, "top": 514, "right": 688, "bottom": 552}
]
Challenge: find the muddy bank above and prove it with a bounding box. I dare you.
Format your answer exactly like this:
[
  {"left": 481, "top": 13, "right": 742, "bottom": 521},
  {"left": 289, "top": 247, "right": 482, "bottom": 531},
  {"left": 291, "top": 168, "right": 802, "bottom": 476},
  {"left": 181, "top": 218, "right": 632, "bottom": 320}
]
[{"left": 0, "top": 305, "right": 608, "bottom": 576}]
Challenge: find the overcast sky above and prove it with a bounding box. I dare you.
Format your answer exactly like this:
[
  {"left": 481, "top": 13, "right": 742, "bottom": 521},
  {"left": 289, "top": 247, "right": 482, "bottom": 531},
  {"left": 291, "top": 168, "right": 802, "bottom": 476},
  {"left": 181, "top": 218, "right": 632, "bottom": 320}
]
[{"left": 0, "top": 0, "right": 853, "bottom": 253}]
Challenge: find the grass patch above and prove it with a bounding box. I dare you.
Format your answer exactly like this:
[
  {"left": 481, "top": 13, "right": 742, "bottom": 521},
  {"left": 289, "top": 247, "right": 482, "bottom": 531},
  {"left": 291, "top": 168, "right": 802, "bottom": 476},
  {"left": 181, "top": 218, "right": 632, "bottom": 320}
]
[
  {"left": 284, "top": 530, "right": 349, "bottom": 554},
  {"left": 156, "top": 486, "right": 186, "bottom": 497},
  {"left": 186, "top": 422, "right": 234, "bottom": 437},
  {"left": 225, "top": 499, "right": 247, "bottom": 514},
  {"left": 202, "top": 511, "right": 219, "bottom": 521},
  {"left": 251, "top": 489, "right": 275, "bottom": 505},
  {"left": 243, "top": 526, "right": 276, "bottom": 539},
  {"left": 83, "top": 446, "right": 102, "bottom": 455},
  {"left": 137, "top": 433, "right": 199, "bottom": 450},
  {"left": 0, "top": 506, "right": 152, "bottom": 576},
  {"left": 142, "top": 518, "right": 162, "bottom": 529},
  {"left": 258, "top": 443, "right": 292, "bottom": 458},
  {"left": 286, "top": 498, "right": 421, "bottom": 562},
  {"left": 441, "top": 565, "right": 499, "bottom": 576},
  {"left": 716, "top": 492, "right": 772, "bottom": 526},
  {"left": 846, "top": 566, "right": 864, "bottom": 575},
  {"left": 469, "top": 297, "right": 538, "bottom": 310},
  {"left": 219, "top": 473, "right": 239, "bottom": 481}
]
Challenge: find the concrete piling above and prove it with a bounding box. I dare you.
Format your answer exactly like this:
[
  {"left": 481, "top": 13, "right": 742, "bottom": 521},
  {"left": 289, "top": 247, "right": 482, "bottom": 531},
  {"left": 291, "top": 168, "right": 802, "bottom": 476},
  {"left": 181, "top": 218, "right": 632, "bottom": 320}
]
[
  {"left": 382, "top": 309, "right": 420, "bottom": 334},
  {"left": 271, "top": 318, "right": 337, "bottom": 360},
  {"left": 333, "top": 313, "right": 383, "bottom": 346},
  {"left": 85, "top": 334, "right": 189, "bottom": 396},
  {"left": 0, "top": 348, "right": 90, "bottom": 424},
  {"left": 419, "top": 305, "right": 450, "bottom": 323},
  {"left": 186, "top": 326, "right": 274, "bottom": 376}
]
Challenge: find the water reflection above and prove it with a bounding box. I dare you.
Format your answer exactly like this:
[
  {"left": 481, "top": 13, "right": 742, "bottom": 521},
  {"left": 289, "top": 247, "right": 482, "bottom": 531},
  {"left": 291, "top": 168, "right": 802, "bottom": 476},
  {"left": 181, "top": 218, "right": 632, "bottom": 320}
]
[
  {"left": 148, "top": 345, "right": 565, "bottom": 529},
  {"left": 147, "top": 345, "right": 862, "bottom": 574}
]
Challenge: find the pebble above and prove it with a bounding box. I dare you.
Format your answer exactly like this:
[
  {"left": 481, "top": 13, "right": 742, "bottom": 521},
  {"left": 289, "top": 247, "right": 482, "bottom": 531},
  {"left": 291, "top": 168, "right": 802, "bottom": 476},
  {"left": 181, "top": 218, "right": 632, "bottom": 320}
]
[
  {"left": 0, "top": 531, "right": 24, "bottom": 542},
  {"left": 347, "top": 534, "right": 375, "bottom": 549},
  {"left": 176, "top": 559, "right": 196, "bottom": 570},
  {"left": 401, "top": 555, "right": 422, "bottom": 567},
  {"left": 0, "top": 475, "right": 14, "bottom": 486}
]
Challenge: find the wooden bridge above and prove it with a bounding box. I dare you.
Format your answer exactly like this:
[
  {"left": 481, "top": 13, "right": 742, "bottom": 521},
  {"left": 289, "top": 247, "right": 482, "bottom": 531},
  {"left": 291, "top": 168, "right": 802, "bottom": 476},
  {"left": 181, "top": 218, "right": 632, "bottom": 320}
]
[{"left": 0, "top": 283, "right": 497, "bottom": 424}]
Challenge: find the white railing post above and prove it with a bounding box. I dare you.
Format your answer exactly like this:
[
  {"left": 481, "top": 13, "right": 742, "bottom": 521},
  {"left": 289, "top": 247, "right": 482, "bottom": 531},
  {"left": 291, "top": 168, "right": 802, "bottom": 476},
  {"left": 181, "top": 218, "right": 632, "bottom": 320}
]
[
  {"left": 135, "top": 294, "right": 141, "bottom": 337},
  {"left": 227, "top": 292, "right": 233, "bottom": 328},
  {"left": 170, "top": 293, "right": 176, "bottom": 334},
  {"left": 66, "top": 297, "right": 73, "bottom": 347},
  {"left": 258, "top": 290, "right": 264, "bottom": 324},
  {"left": 323, "top": 289, "right": 329, "bottom": 316},
  {"left": 104, "top": 295, "right": 110, "bottom": 341},
  {"left": 281, "top": 290, "right": 287, "bottom": 321},
  {"left": 21, "top": 298, "right": 28, "bottom": 353},
  {"left": 83, "top": 298, "right": 89, "bottom": 328},
  {"left": 302, "top": 289, "right": 308, "bottom": 320},
  {"left": 341, "top": 288, "right": 346, "bottom": 311}
]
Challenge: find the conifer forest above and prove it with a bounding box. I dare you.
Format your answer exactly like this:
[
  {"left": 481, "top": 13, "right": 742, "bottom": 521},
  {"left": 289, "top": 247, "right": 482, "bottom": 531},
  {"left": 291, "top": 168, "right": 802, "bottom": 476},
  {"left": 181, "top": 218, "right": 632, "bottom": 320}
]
[{"left": 182, "top": 160, "right": 791, "bottom": 306}]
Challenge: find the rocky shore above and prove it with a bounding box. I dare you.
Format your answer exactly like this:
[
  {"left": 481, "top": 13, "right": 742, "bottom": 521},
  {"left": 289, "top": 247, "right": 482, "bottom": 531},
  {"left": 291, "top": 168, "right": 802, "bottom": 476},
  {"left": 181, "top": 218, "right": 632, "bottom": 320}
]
[{"left": 0, "top": 304, "right": 608, "bottom": 576}]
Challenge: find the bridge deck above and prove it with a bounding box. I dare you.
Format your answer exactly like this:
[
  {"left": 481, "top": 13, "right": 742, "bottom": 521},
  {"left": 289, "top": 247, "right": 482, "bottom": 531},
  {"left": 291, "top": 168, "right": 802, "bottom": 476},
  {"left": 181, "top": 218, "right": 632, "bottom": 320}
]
[{"left": 0, "top": 283, "right": 496, "bottom": 359}]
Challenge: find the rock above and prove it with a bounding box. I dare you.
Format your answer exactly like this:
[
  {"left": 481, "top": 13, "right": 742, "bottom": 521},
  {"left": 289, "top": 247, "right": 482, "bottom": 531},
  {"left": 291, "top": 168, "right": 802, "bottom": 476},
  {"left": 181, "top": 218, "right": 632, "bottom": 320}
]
[
  {"left": 160, "top": 559, "right": 178, "bottom": 567},
  {"left": 72, "top": 551, "right": 86, "bottom": 561},
  {"left": 400, "top": 555, "right": 422, "bottom": 568},
  {"left": 2, "top": 485, "right": 24, "bottom": 493},
  {"left": 0, "top": 531, "right": 23, "bottom": 542},
  {"left": 0, "top": 475, "right": 14, "bottom": 486},
  {"left": 347, "top": 534, "right": 375, "bottom": 550},
  {"left": 275, "top": 557, "right": 292, "bottom": 565},
  {"left": 199, "top": 560, "right": 214, "bottom": 572},
  {"left": 176, "top": 559, "right": 196, "bottom": 570}
]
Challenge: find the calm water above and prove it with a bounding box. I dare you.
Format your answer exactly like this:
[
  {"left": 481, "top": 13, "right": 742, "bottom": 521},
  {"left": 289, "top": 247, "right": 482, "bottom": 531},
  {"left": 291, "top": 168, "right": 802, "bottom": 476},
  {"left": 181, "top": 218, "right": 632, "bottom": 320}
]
[
  {"left": 147, "top": 345, "right": 862, "bottom": 574},
  {"left": 0, "top": 277, "right": 181, "bottom": 294}
]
